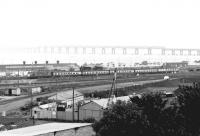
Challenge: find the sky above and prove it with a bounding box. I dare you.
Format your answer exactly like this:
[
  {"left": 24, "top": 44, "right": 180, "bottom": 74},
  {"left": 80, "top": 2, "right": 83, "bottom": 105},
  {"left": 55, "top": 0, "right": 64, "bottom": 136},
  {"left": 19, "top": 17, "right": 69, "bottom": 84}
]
[
  {"left": 0, "top": 0, "right": 200, "bottom": 64},
  {"left": 0, "top": 0, "right": 200, "bottom": 50}
]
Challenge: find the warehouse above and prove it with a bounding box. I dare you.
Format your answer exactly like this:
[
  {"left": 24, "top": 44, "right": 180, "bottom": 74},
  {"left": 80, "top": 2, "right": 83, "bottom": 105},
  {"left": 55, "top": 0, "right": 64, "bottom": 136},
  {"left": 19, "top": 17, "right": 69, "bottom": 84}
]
[{"left": 79, "top": 96, "right": 131, "bottom": 121}]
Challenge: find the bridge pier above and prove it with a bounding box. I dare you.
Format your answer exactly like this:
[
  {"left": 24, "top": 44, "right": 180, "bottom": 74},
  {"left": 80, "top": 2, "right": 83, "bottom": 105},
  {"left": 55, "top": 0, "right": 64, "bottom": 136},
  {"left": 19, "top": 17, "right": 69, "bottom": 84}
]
[
  {"left": 112, "top": 48, "right": 115, "bottom": 55},
  {"left": 148, "top": 48, "right": 152, "bottom": 55},
  {"left": 123, "top": 48, "right": 127, "bottom": 54},
  {"left": 188, "top": 49, "right": 192, "bottom": 55},
  {"left": 135, "top": 48, "right": 139, "bottom": 55},
  {"left": 102, "top": 48, "right": 105, "bottom": 54},
  {"left": 162, "top": 49, "right": 165, "bottom": 55},
  {"left": 172, "top": 49, "right": 175, "bottom": 55},
  {"left": 180, "top": 49, "right": 183, "bottom": 55},
  {"left": 197, "top": 50, "right": 200, "bottom": 56}
]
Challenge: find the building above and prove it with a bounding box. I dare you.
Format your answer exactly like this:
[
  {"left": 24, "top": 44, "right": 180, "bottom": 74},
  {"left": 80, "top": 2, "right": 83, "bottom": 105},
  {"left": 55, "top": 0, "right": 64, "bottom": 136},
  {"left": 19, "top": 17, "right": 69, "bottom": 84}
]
[
  {"left": 32, "top": 103, "right": 57, "bottom": 119},
  {"left": 33, "top": 95, "right": 131, "bottom": 121},
  {"left": 31, "top": 87, "right": 42, "bottom": 94},
  {"left": 0, "top": 62, "right": 80, "bottom": 78},
  {"left": 48, "top": 90, "right": 84, "bottom": 107},
  {"left": 4, "top": 88, "right": 21, "bottom": 96},
  {"left": 163, "top": 62, "right": 188, "bottom": 68},
  {"left": 0, "top": 123, "right": 95, "bottom": 136},
  {"left": 79, "top": 96, "right": 131, "bottom": 121}
]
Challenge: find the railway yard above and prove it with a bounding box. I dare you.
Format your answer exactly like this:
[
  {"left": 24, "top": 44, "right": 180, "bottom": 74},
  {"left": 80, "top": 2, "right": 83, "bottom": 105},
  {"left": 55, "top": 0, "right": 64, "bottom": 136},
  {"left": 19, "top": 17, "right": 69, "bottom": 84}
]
[
  {"left": 0, "top": 72, "right": 179, "bottom": 111},
  {"left": 0, "top": 64, "right": 197, "bottom": 131}
]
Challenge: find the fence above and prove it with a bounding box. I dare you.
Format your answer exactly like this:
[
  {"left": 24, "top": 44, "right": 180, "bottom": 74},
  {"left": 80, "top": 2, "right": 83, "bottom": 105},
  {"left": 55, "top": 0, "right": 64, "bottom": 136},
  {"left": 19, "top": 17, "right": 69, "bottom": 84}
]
[
  {"left": 79, "top": 109, "right": 103, "bottom": 121},
  {"left": 33, "top": 109, "right": 56, "bottom": 119},
  {"left": 33, "top": 108, "right": 103, "bottom": 121},
  {"left": 57, "top": 111, "right": 78, "bottom": 121}
]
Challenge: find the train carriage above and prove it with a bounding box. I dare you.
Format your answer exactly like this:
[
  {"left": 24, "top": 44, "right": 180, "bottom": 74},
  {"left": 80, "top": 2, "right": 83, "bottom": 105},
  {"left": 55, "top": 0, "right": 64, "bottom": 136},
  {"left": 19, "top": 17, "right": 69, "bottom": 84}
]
[{"left": 28, "top": 66, "right": 179, "bottom": 78}]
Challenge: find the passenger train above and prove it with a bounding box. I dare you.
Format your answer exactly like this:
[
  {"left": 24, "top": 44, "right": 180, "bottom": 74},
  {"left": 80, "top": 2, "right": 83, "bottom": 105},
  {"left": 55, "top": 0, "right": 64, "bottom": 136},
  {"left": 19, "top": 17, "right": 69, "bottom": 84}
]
[{"left": 28, "top": 67, "right": 179, "bottom": 78}]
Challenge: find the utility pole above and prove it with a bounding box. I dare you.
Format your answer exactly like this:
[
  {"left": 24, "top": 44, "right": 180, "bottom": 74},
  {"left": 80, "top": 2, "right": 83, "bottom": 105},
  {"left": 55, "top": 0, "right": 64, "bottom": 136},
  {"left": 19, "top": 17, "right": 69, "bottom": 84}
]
[
  {"left": 55, "top": 77, "right": 58, "bottom": 102},
  {"left": 77, "top": 102, "right": 80, "bottom": 122},
  {"left": 30, "top": 84, "right": 33, "bottom": 123},
  {"left": 72, "top": 87, "right": 75, "bottom": 122},
  {"left": 30, "top": 62, "right": 35, "bottom": 125},
  {"left": 17, "top": 68, "right": 19, "bottom": 88}
]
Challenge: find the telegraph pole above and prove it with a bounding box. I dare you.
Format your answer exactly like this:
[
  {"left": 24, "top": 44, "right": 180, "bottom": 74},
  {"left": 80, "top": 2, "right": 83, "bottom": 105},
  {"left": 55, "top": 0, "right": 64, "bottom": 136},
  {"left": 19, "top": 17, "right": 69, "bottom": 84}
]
[
  {"left": 30, "top": 82, "right": 34, "bottom": 125},
  {"left": 72, "top": 87, "right": 75, "bottom": 122},
  {"left": 17, "top": 68, "right": 19, "bottom": 88},
  {"left": 30, "top": 62, "right": 34, "bottom": 125}
]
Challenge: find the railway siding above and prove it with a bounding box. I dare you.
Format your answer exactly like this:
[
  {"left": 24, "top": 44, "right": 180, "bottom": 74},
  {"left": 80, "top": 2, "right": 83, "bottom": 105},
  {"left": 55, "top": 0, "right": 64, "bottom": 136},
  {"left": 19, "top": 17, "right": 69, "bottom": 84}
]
[{"left": 0, "top": 78, "right": 167, "bottom": 112}]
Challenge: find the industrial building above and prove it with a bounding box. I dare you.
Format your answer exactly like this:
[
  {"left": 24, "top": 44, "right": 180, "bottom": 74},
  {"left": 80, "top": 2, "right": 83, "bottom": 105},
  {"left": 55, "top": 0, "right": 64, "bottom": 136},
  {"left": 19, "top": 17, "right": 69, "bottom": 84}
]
[
  {"left": 79, "top": 96, "right": 131, "bottom": 121},
  {"left": 32, "top": 95, "right": 131, "bottom": 121},
  {"left": 0, "top": 62, "right": 80, "bottom": 77}
]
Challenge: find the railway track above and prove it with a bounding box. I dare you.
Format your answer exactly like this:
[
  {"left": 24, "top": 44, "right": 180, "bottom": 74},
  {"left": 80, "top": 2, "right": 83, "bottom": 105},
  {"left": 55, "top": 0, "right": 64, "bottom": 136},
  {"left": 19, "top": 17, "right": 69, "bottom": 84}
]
[
  {"left": 0, "top": 78, "right": 169, "bottom": 112},
  {"left": 0, "top": 73, "right": 168, "bottom": 88}
]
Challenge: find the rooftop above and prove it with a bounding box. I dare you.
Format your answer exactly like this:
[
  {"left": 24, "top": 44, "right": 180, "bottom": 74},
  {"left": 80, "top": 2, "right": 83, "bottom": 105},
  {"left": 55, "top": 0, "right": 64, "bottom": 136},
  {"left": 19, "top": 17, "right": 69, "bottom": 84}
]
[
  {"left": 92, "top": 95, "right": 132, "bottom": 109},
  {"left": 48, "top": 90, "right": 83, "bottom": 101},
  {"left": 0, "top": 123, "right": 91, "bottom": 136}
]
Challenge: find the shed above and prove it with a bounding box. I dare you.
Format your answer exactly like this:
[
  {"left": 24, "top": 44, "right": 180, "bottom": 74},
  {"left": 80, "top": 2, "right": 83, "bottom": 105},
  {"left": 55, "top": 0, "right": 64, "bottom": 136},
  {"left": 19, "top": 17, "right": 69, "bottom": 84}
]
[
  {"left": 31, "top": 87, "right": 42, "bottom": 94},
  {"left": 5, "top": 88, "right": 21, "bottom": 96},
  {"left": 79, "top": 96, "right": 131, "bottom": 121}
]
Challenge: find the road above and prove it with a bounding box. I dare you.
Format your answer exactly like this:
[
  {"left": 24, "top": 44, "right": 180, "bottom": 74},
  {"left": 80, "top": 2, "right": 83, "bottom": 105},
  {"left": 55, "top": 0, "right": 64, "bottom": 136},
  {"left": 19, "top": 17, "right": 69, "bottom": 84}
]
[{"left": 0, "top": 79, "right": 166, "bottom": 112}]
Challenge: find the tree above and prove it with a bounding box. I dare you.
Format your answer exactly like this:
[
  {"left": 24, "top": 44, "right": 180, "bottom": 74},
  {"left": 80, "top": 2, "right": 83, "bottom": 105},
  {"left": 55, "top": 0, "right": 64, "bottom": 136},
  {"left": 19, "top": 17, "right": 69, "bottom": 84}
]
[
  {"left": 93, "top": 93, "right": 182, "bottom": 136},
  {"left": 130, "top": 93, "right": 183, "bottom": 136},
  {"left": 93, "top": 87, "right": 200, "bottom": 136},
  {"left": 177, "top": 87, "right": 200, "bottom": 136},
  {"left": 93, "top": 100, "right": 145, "bottom": 136}
]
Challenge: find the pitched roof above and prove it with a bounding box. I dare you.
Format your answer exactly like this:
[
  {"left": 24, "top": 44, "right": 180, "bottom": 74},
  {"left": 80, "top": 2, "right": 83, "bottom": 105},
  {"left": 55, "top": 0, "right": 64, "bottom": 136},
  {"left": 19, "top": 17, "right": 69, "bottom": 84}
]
[{"left": 92, "top": 95, "right": 131, "bottom": 109}]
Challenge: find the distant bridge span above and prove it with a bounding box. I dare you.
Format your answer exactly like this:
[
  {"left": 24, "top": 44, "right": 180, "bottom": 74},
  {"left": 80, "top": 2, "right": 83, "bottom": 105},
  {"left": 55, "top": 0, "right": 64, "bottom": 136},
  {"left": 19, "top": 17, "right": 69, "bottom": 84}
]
[
  {"left": 22, "top": 46, "right": 200, "bottom": 64},
  {"left": 27, "top": 46, "right": 200, "bottom": 56}
]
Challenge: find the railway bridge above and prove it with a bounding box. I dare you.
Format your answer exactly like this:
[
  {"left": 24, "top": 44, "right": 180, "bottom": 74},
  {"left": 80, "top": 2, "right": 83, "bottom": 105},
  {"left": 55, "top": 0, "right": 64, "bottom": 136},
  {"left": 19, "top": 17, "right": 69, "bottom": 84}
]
[{"left": 3, "top": 46, "right": 200, "bottom": 65}]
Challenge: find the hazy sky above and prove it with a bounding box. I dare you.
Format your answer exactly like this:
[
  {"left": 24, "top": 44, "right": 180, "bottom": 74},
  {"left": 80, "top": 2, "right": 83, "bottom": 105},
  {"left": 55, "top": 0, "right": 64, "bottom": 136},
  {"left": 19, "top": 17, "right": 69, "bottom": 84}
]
[{"left": 0, "top": 0, "right": 200, "bottom": 50}]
